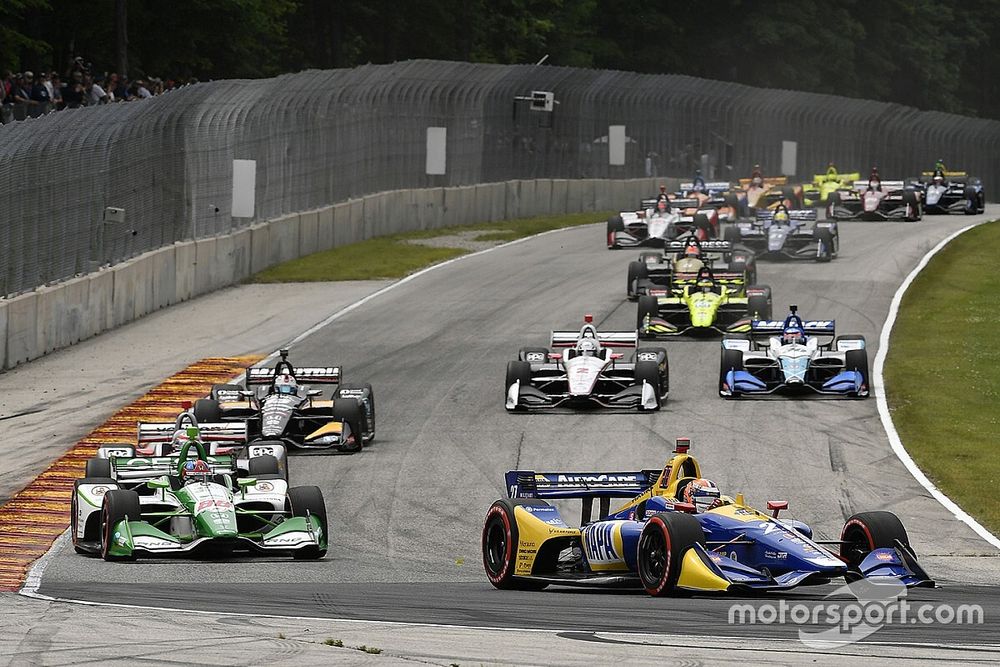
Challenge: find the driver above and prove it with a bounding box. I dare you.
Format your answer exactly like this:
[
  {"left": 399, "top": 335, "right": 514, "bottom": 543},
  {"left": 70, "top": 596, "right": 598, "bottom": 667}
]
[
  {"left": 691, "top": 170, "right": 707, "bottom": 194},
  {"left": 575, "top": 337, "right": 600, "bottom": 358},
  {"left": 652, "top": 198, "right": 671, "bottom": 216},
  {"left": 273, "top": 373, "right": 299, "bottom": 396},
  {"left": 683, "top": 478, "right": 723, "bottom": 512},
  {"left": 824, "top": 162, "right": 839, "bottom": 182},
  {"left": 782, "top": 326, "right": 805, "bottom": 345},
  {"left": 750, "top": 165, "right": 764, "bottom": 188},
  {"left": 773, "top": 204, "right": 790, "bottom": 225},
  {"left": 182, "top": 459, "right": 212, "bottom": 485}
]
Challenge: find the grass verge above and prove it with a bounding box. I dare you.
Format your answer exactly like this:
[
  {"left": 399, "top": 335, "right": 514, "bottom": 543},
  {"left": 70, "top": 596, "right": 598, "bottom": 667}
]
[
  {"left": 251, "top": 211, "right": 611, "bottom": 282},
  {"left": 884, "top": 220, "right": 1000, "bottom": 533}
]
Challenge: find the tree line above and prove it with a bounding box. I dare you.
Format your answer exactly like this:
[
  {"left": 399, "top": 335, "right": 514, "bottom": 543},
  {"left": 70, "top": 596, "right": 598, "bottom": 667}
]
[{"left": 2, "top": 0, "right": 996, "bottom": 119}]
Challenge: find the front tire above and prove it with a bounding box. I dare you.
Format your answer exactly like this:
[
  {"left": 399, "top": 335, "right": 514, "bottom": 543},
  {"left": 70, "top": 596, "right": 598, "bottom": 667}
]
[
  {"left": 720, "top": 347, "right": 744, "bottom": 397},
  {"left": 332, "top": 398, "right": 365, "bottom": 453},
  {"left": 637, "top": 295, "right": 660, "bottom": 337},
  {"left": 288, "top": 485, "right": 328, "bottom": 559},
  {"left": 637, "top": 512, "right": 705, "bottom": 596},
  {"left": 607, "top": 215, "right": 625, "bottom": 249},
  {"left": 100, "top": 489, "right": 141, "bottom": 561},
  {"left": 627, "top": 260, "right": 648, "bottom": 300},
  {"left": 845, "top": 347, "right": 870, "bottom": 397},
  {"left": 747, "top": 286, "right": 772, "bottom": 320},
  {"left": 840, "top": 511, "right": 910, "bottom": 569},
  {"left": 815, "top": 228, "right": 834, "bottom": 262},
  {"left": 482, "top": 499, "right": 550, "bottom": 590}
]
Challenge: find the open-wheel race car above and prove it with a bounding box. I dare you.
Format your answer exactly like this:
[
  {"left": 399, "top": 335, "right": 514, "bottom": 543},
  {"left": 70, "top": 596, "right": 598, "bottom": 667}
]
[
  {"left": 627, "top": 235, "right": 757, "bottom": 300},
  {"left": 724, "top": 205, "right": 838, "bottom": 262},
  {"left": 482, "top": 438, "right": 933, "bottom": 595},
  {"left": 827, "top": 173, "right": 921, "bottom": 221},
  {"left": 505, "top": 316, "right": 668, "bottom": 411},
  {"left": 913, "top": 169, "right": 985, "bottom": 215},
  {"left": 606, "top": 195, "right": 719, "bottom": 248}
]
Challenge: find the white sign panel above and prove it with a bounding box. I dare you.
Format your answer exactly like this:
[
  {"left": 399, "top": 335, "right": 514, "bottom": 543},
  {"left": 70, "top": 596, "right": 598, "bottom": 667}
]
[
  {"left": 781, "top": 141, "right": 797, "bottom": 177},
  {"left": 231, "top": 159, "right": 257, "bottom": 218},
  {"left": 426, "top": 127, "right": 447, "bottom": 175},
  {"left": 609, "top": 125, "right": 626, "bottom": 166}
]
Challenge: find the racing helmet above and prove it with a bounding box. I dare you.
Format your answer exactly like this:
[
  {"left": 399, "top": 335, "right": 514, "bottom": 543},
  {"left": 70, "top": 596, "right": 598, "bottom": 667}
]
[
  {"left": 773, "top": 208, "right": 790, "bottom": 225},
  {"left": 683, "top": 478, "right": 722, "bottom": 512},
  {"left": 932, "top": 174, "right": 945, "bottom": 186},
  {"left": 576, "top": 338, "right": 600, "bottom": 357},
  {"left": 782, "top": 327, "right": 805, "bottom": 345},
  {"left": 826, "top": 162, "right": 838, "bottom": 178},
  {"left": 274, "top": 373, "right": 298, "bottom": 396},
  {"left": 868, "top": 178, "right": 881, "bottom": 191},
  {"left": 182, "top": 459, "right": 212, "bottom": 484},
  {"left": 655, "top": 198, "right": 670, "bottom": 214}
]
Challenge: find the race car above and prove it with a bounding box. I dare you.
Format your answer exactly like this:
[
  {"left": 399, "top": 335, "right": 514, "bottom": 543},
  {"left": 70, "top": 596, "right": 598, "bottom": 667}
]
[
  {"left": 827, "top": 175, "right": 921, "bottom": 221},
  {"left": 636, "top": 266, "right": 772, "bottom": 338},
  {"left": 913, "top": 169, "right": 985, "bottom": 215},
  {"left": 505, "top": 316, "right": 668, "bottom": 411},
  {"left": 802, "top": 164, "right": 860, "bottom": 206},
  {"left": 738, "top": 167, "right": 803, "bottom": 211},
  {"left": 627, "top": 235, "right": 757, "bottom": 300},
  {"left": 72, "top": 422, "right": 327, "bottom": 561},
  {"left": 674, "top": 175, "right": 743, "bottom": 223},
  {"left": 724, "top": 205, "right": 838, "bottom": 262},
  {"left": 194, "top": 349, "right": 374, "bottom": 453},
  {"left": 719, "top": 305, "right": 869, "bottom": 398},
  {"left": 482, "top": 438, "right": 933, "bottom": 595},
  {"left": 606, "top": 196, "right": 718, "bottom": 248}
]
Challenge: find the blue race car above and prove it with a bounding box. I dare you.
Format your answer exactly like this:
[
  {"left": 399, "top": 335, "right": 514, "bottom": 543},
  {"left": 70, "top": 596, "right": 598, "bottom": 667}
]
[
  {"left": 482, "top": 439, "right": 933, "bottom": 595},
  {"left": 719, "top": 305, "right": 869, "bottom": 398}
]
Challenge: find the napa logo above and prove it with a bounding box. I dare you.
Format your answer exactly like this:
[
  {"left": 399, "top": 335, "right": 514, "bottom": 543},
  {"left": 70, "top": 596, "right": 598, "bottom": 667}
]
[{"left": 582, "top": 522, "right": 624, "bottom": 565}]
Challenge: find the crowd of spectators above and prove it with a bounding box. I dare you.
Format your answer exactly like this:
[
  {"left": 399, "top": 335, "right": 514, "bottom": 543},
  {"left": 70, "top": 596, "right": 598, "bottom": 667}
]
[{"left": 0, "top": 57, "right": 194, "bottom": 124}]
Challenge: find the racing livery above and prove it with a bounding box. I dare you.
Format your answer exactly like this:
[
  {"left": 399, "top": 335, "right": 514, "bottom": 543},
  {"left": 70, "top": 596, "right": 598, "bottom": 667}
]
[
  {"left": 606, "top": 196, "right": 718, "bottom": 248},
  {"left": 482, "top": 439, "right": 933, "bottom": 595},
  {"left": 195, "top": 349, "right": 374, "bottom": 453},
  {"left": 914, "top": 169, "right": 985, "bottom": 215},
  {"left": 627, "top": 236, "right": 757, "bottom": 300},
  {"left": 827, "top": 176, "right": 921, "bottom": 221},
  {"left": 725, "top": 205, "right": 838, "bottom": 262},
  {"left": 636, "top": 266, "right": 772, "bottom": 338},
  {"left": 802, "top": 165, "right": 860, "bottom": 206},
  {"left": 72, "top": 422, "right": 327, "bottom": 560},
  {"left": 719, "top": 305, "right": 869, "bottom": 398},
  {"left": 505, "top": 316, "right": 668, "bottom": 411}
]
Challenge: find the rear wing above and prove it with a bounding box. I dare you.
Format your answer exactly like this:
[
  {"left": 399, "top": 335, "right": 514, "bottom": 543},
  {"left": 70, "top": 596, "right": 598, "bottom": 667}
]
[
  {"left": 678, "top": 181, "right": 731, "bottom": 192},
  {"left": 751, "top": 319, "right": 836, "bottom": 336},
  {"left": 247, "top": 366, "right": 341, "bottom": 385},
  {"left": 137, "top": 421, "right": 248, "bottom": 446},
  {"left": 754, "top": 209, "right": 817, "bottom": 224},
  {"left": 641, "top": 197, "right": 700, "bottom": 209},
  {"left": 739, "top": 176, "right": 787, "bottom": 188},
  {"left": 811, "top": 172, "right": 860, "bottom": 184},
  {"left": 852, "top": 180, "right": 905, "bottom": 191},
  {"left": 664, "top": 239, "right": 733, "bottom": 253},
  {"left": 550, "top": 330, "right": 638, "bottom": 348},
  {"left": 506, "top": 470, "right": 659, "bottom": 500},
  {"left": 921, "top": 170, "right": 967, "bottom": 178}
]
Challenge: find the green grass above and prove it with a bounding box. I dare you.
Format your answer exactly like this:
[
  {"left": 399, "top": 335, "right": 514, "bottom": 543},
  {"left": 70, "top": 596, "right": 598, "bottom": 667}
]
[
  {"left": 884, "top": 220, "right": 1000, "bottom": 533},
  {"left": 250, "top": 211, "right": 611, "bottom": 282}
]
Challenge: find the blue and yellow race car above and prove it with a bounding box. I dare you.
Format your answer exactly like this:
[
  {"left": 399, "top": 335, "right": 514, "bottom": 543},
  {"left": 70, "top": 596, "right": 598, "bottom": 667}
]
[{"left": 482, "top": 439, "right": 932, "bottom": 596}]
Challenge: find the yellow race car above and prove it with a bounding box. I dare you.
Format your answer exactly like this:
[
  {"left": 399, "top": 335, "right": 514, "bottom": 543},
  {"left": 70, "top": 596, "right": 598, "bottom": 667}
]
[{"left": 802, "top": 165, "right": 860, "bottom": 206}]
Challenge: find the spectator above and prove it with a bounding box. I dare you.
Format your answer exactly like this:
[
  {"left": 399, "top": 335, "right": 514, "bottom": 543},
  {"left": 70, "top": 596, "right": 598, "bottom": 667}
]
[
  {"left": 85, "top": 74, "right": 109, "bottom": 105},
  {"left": 62, "top": 70, "right": 85, "bottom": 108},
  {"left": 105, "top": 72, "right": 121, "bottom": 101},
  {"left": 49, "top": 72, "right": 63, "bottom": 109},
  {"left": 134, "top": 78, "right": 152, "bottom": 99},
  {"left": 30, "top": 72, "right": 51, "bottom": 115}
]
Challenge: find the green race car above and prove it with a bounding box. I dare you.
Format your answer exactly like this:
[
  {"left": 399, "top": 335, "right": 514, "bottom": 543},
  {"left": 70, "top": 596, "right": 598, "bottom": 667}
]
[
  {"left": 72, "top": 425, "right": 328, "bottom": 561},
  {"left": 803, "top": 166, "right": 860, "bottom": 206}
]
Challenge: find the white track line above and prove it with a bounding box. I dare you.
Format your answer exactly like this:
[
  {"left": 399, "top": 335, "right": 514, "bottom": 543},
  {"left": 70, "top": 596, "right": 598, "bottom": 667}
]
[{"left": 873, "top": 219, "right": 1000, "bottom": 550}]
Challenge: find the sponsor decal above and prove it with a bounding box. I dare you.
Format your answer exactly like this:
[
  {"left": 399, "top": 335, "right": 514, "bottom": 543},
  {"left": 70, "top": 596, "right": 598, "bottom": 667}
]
[
  {"left": 196, "top": 499, "right": 234, "bottom": 512},
  {"left": 553, "top": 474, "right": 639, "bottom": 484},
  {"left": 765, "top": 550, "right": 788, "bottom": 560},
  {"left": 876, "top": 552, "right": 894, "bottom": 562},
  {"left": 268, "top": 534, "right": 307, "bottom": 545},
  {"left": 255, "top": 481, "right": 274, "bottom": 492},
  {"left": 582, "top": 522, "right": 621, "bottom": 564},
  {"left": 90, "top": 486, "right": 110, "bottom": 497},
  {"left": 636, "top": 352, "right": 659, "bottom": 362}
]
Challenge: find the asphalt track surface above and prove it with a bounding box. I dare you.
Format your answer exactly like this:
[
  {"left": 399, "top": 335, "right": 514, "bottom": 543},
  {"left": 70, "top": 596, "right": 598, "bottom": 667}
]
[{"left": 35, "top": 210, "right": 1000, "bottom": 646}]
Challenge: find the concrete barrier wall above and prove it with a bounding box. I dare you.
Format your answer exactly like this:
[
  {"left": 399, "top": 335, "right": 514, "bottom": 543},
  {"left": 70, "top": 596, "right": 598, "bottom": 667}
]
[{"left": 2, "top": 177, "right": 672, "bottom": 370}]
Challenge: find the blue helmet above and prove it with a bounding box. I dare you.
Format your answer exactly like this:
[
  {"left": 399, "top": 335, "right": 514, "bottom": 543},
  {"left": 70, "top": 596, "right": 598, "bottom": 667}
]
[{"left": 782, "top": 327, "right": 805, "bottom": 345}]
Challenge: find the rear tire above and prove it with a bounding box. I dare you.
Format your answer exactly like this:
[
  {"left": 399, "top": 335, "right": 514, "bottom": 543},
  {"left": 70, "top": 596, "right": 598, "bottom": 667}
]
[
  {"left": 100, "top": 489, "right": 141, "bottom": 561},
  {"left": 482, "top": 499, "right": 550, "bottom": 590},
  {"left": 627, "top": 261, "right": 648, "bottom": 300},
  {"left": 723, "top": 225, "right": 741, "bottom": 245},
  {"left": 637, "top": 512, "right": 705, "bottom": 596},
  {"left": 720, "top": 348, "right": 744, "bottom": 397},
  {"left": 747, "top": 286, "right": 772, "bottom": 320},
  {"left": 288, "top": 485, "right": 328, "bottom": 559},
  {"left": 193, "top": 398, "right": 222, "bottom": 424},
  {"left": 815, "top": 228, "right": 834, "bottom": 263},
  {"left": 607, "top": 215, "right": 625, "bottom": 249},
  {"left": 637, "top": 295, "right": 660, "bottom": 337},
  {"left": 85, "top": 458, "right": 112, "bottom": 479},
  {"left": 332, "top": 398, "right": 365, "bottom": 453},
  {"left": 840, "top": 511, "right": 910, "bottom": 569}
]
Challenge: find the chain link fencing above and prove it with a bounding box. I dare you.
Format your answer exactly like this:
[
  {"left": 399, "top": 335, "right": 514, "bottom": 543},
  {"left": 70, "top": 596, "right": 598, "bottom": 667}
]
[{"left": 1, "top": 59, "right": 998, "bottom": 297}]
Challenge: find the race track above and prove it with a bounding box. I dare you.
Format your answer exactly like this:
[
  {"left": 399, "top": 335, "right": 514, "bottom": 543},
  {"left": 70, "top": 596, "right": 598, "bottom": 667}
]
[{"left": 35, "top": 210, "right": 1000, "bottom": 643}]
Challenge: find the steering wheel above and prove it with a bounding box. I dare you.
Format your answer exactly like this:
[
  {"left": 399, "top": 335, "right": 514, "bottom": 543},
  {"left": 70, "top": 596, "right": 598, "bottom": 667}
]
[{"left": 175, "top": 430, "right": 210, "bottom": 476}]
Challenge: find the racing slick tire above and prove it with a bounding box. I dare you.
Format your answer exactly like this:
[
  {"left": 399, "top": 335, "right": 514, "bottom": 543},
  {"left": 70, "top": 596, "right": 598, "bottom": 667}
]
[
  {"left": 719, "top": 347, "right": 745, "bottom": 398},
  {"left": 844, "top": 347, "right": 870, "bottom": 397},
  {"left": 337, "top": 383, "right": 375, "bottom": 444},
  {"left": 332, "top": 398, "right": 365, "bottom": 453},
  {"left": 637, "top": 512, "right": 706, "bottom": 596},
  {"left": 85, "top": 457, "right": 112, "bottom": 478},
  {"left": 963, "top": 186, "right": 979, "bottom": 215},
  {"left": 210, "top": 383, "right": 244, "bottom": 401},
  {"left": 193, "top": 398, "right": 222, "bottom": 424},
  {"left": 826, "top": 191, "right": 840, "bottom": 218},
  {"left": 635, "top": 347, "right": 669, "bottom": 394},
  {"left": 100, "top": 489, "right": 142, "bottom": 561},
  {"left": 482, "top": 498, "right": 550, "bottom": 591},
  {"left": 723, "top": 225, "right": 741, "bottom": 245},
  {"left": 248, "top": 454, "right": 281, "bottom": 477},
  {"left": 815, "top": 228, "right": 835, "bottom": 263},
  {"left": 729, "top": 249, "right": 756, "bottom": 285},
  {"left": 693, "top": 213, "right": 713, "bottom": 239},
  {"left": 72, "top": 477, "right": 116, "bottom": 554},
  {"left": 781, "top": 185, "right": 803, "bottom": 208},
  {"left": 840, "top": 511, "right": 910, "bottom": 570},
  {"left": 902, "top": 190, "right": 922, "bottom": 221},
  {"left": 627, "top": 260, "right": 649, "bottom": 300},
  {"left": 633, "top": 360, "right": 663, "bottom": 410},
  {"left": 607, "top": 215, "right": 625, "bottom": 249},
  {"left": 288, "top": 485, "right": 328, "bottom": 559},
  {"left": 746, "top": 286, "right": 772, "bottom": 320},
  {"left": 636, "top": 295, "right": 660, "bottom": 338},
  {"left": 517, "top": 347, "right": 549, "bottom": 363},
  {"left": 506, "top": 360, "right": 532, "bottom": 390}
]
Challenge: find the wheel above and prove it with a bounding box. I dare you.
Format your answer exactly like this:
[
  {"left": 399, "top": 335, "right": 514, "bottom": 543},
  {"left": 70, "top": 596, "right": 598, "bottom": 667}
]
[
  {"left": 337, "top": 383, "right": 375, "bottom": 443},
  {"left": 100, "top": 489, "right": 141, "bottom": 561},
  {"left": 85, "top": 458, "right": 112, "bottom": 478},
  {"left": 826, "top": 191, "right": 840, "bottom": 217},
  {"left": 815, "top": 228, "right": 834, "bottom": 262},
  {"left": 845, "top": 347, "right": 870, "bottom": 396},
  {"left": 607, "top": 215, "right": 625, "bottom": 249},
  {"left": 517, "top": 347, "right": 548, "bottom": 363},
  {"left": 635, "top": 346, "right": 669, "bottom": 394},
  {"left": 506, "top": 360, "right": 532, "bottom": 391},
  {"left": 723, "top": 225, "right": 741, "bottom": 245},
  {"left": 636, "top": 295, "right": 659, "bottom": 337},
  {"left": 720, "top": 348, "right": 744, "bottom": 397},
  {"left": 482, "top": 498, "right": 550, "bottom": 590},
  {"left": 637, "top": 512, "right": 705, "bottom": 596},
  {"left": 840, "top": 511, "right": 910, "bottom": 569},
  {"left": 193, "top": 398, "right": 222, "bottom": 423},
  {"left": 903, "top": 190, "right": 922, "bottom": 221},
  {"left": 248, "top": 454, "right": 281, "bottom": 477},
  {"left": 747, "top": 285, "right": 772, "bottom": 320},
  {"left": 210, "top": 383, "right": 243, "bottom": 401},
  {"left": 693, "top": 213, "right": 712, "bottom": 238},
  {"left": 964, "top": 187, "right": 977, "bottom": 215},
  {"left": 627, "top": 261, "right": 648, "bottom": 300},
  {"left": 288, "top": 485, "right": 328, "bottom": 559},
  {"left": 332, "top": 398, "right": 365, "bottom": 453},
  {"left": 72, "top": 477, "right": 115, "bottom": 554},
  {"left": 633, "top": 360, "right": 663, "bottom": 410}
]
